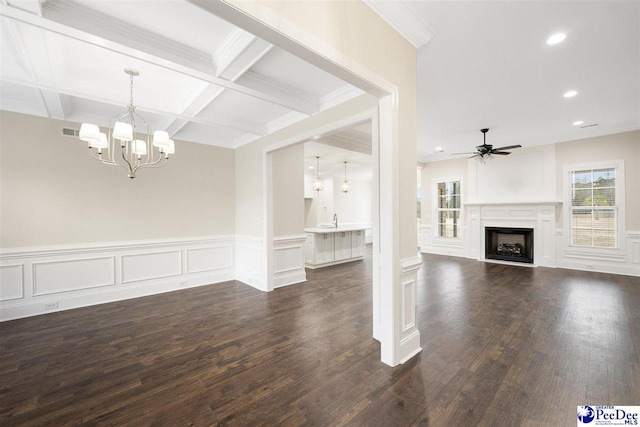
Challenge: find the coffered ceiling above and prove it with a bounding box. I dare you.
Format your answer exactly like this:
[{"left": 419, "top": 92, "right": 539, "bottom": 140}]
[{"left": 0, "top": 0, "right": 363, "bottom": 149}]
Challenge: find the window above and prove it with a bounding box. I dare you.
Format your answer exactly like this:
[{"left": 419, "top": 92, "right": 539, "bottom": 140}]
[
  {"left": 570, "top": 168, "right": 617, "bottom": 248},
  {"left": 437, "top": 180, "right": 461, "bottom": 238}
]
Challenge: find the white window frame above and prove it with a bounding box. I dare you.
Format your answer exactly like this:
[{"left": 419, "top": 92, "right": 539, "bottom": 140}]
[
  {"left": 432, "top": 177, "right": 463, "bottom": 240},
  {"left": 563, "top": 160, "right": 625, "bottom": 253}
]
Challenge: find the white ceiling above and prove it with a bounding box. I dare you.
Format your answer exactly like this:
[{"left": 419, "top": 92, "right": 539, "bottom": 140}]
[
  {"left": 3, "top": 1, "right": 637, "bottom": 165},
  {"left": 367, "top": 1, "right": 640, "bottom": 163},
  {"left": 0, "top": 0, "right": 363, "bottom": 149},
  {"left": 304, "top": 122, "right": 373, "bottom": 181}
]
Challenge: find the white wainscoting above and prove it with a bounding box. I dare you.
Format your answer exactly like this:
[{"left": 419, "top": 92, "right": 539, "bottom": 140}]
[
  {"left": 420, "top": 224, "right": 468, "bottom": 257},
  {"left": 235, "top": 235, "right": 265, "bottom": 291},
  {"left": 397, "top": 255, "right": 423, "bottom": 364},
  {"left": 0, "top": 236, "right": 236, "bottom": 321},
  {"left": 556, "top": 230, "right": 640, "bottom": 277},
  {"left": 273, "top": 235, "right": 307, "bottom": 288}
]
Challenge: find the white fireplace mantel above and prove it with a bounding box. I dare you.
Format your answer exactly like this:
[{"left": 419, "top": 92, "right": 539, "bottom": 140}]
[{"left": 466, "top": 201, "right": 562, "bottom": 267}]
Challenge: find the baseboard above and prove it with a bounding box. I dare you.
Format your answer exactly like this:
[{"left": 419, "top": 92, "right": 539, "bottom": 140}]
[{"left": 0, "top": 270, "right": 234, "bottom": 322}]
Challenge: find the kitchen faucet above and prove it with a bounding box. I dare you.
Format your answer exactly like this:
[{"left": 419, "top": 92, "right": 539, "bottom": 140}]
[{"left": 333, "top": 213, "right": 338, "bottom": 228}]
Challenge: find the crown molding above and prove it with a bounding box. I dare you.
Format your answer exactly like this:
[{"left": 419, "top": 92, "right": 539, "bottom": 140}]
[
  {"left": 267, "top": 111, "right": 308, "bottom": 134},
  {"left": 363, "top": 0, "right": 435, "bottom": 49},
  {"left": 213, "top": 28, "right": 258, "bottom": 76},
  {"left": 240, "top": 71, "right": 319, "bottom": 115},
  {"left": 319, "top": 85, "right": 364, "bottom": 111}
]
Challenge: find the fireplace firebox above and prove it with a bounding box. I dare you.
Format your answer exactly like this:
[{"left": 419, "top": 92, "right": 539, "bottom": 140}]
[{"left": 485, "top": 227, "right": 533, "bottom": 264}]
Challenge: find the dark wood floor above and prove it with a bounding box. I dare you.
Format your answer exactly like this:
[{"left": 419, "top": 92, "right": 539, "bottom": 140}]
[{"left": 1, "top": 250, "right": 639, "bottom": 426}]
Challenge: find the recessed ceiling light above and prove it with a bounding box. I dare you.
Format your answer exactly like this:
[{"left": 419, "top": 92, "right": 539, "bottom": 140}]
[
  {"left": 572, "top": 120, "right": 584, "bottom": 126},
  {"left": 308, "top": 166, "right": 314, "bottom": 169},
  {"left": 435, "top": 146, "right": 444, "bottom": 152},
  {"left": 547, "top": 33, "right": 566, "bottom": 45},
  {"left": 563, "top": 90, "right": 578, "bottom": 98}
]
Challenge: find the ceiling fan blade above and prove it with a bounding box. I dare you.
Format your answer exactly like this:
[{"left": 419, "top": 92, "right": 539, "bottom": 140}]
[
  {"left": 490, "top": 151, "right": 511, "bottom": 155},
  {"left": 468, "top": 154, "right": 480, "bottom": 159},
  {"left": 492, "top": 145, "right": 522, "bottom": 151}
]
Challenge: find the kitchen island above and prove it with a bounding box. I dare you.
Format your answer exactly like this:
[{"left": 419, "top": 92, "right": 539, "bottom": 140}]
[{"left": 304, "top": 226, "right": 367, "bottom": 269}]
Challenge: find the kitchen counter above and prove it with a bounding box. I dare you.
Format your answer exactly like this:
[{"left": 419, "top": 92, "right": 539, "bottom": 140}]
[
  {"left": 304, "top": 227, "right": 367, "bottom": 269},
  {"left": 304, "top": 226, "right": 369, "bottom": 233}
]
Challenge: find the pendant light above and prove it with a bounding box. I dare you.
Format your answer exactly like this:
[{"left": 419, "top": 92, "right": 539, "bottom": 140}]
[
  {"left": 313, "top": 156, "right": 324, "bottom": 191},
  {"left": 341, "top": 161, "right": 351, "bottom": 193}
]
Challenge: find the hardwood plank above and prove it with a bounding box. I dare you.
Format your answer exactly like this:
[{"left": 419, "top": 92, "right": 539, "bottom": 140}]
[{"left": 1, "top": 249, "right": 638, "bottom": 426}]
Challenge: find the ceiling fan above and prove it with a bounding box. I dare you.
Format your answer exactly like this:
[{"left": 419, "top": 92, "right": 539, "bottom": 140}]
[{"left": 453, "top": 128, "right": 522, "bottom": 159}]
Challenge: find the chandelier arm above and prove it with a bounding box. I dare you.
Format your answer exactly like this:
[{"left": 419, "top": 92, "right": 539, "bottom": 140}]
[{"left": 120, "top": 145, "right": 136, "bottom": 176}]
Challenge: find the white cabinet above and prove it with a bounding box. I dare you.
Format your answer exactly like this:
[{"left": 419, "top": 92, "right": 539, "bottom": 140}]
[
  {"left": 335, "top": 231, "right": 351, "bottom": 261},
  {"left": 304, "top": 228, "right": 367, "bottom": 269},
  {"left": 309, "top": 232, "right": 334, "bottom": 265},
  {"left": 351, "top": 230, "right": 365, "bottom": 257}
]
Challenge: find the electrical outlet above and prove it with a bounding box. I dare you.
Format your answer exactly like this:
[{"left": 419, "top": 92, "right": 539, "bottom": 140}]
[
  {"left": 44, "top": 302, "right": 58, "bottom": 310},
  {"left": 179, "top": 281, "right": 187, "bottom": 288}
]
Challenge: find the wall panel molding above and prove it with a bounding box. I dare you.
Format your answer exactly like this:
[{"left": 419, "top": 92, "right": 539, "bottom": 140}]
[
  {"left": 1, "top": 235, "right": 236, "bottom": 321},
  {"left": 273, "top": 234, "right": 306, "bottom": 288},
  {"left": 0, "top": 264, "right": 24, "bottom": 301}
]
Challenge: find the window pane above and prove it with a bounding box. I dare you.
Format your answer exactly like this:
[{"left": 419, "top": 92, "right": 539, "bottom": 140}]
[
  {"left": 453, "top": 181, "right": 461, "bottom": 194},
  {"left": 572, "top": 170, "right": 592, "bottom": 188},
  {"left": 572, "top": 189, "right": 592, "bottom": 206},
  {"left": 593, "top": 188, "right": 615, "bottom": 206},
  {"left": 593, "top": 209, "right": 615, "bottom": 229},
  {"left": 572, "top": 209, "right": 593, "bottom": 229},
  {"left": 593, "top": 168, "right": 615, "bottom": 188},
  {"left": 572, "top": 228, "right": 593, "bottom": 246},
  {"left": 437, "top": 182, "right": 446, "bottom": 197},
  {"left": 452, "top": 195, "right": 461, "bottom": 208},
  {"left": 594, "top": 229, "right": 616, "bottom": 248}
]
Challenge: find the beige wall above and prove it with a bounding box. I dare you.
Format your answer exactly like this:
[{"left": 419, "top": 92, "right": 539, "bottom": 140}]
[
  {"left": 230, "top": 0, "right": 418, "bottom": 259},
  {"left": 0, "top": 111, "right": 236, "bottom": 248},
  {"left": 272, "top": 143, "right": 304, "bottom": 236},
  {"left": 555, "top": 130, "right": 640, "bottom": 230}
]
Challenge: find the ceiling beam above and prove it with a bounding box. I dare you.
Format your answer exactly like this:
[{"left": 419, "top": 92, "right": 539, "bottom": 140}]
[
  {"left": 4, "top": 76, "right": 267, "bottom": 135},
  {"left": 5, "top": 18, "right": 68, "bottom": 119},
  {"left": 163, "top": 28, "right": 276, "bottom": 137},
  {"left": 0, "top": 2, "right": 317, "bottom": 114}
]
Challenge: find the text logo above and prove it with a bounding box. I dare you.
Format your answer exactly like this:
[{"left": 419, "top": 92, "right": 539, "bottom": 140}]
[{"left": 577, "top": 406, "right": 640, "bottom": 426}]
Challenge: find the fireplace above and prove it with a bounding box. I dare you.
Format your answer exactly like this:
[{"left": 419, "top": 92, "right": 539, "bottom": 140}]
[{"left": 485, "top": 227, "right": 534, "bottom": 264}]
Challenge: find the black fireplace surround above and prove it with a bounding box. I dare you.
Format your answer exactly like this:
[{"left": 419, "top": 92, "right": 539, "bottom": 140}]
[{"left": 485, "top": 227, "right": 534, "bottom": 264}]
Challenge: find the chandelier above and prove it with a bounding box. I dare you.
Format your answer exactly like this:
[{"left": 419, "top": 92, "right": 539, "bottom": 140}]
[
  {"left": 341, "top": 161, "right": 350, "bottom": 193},
  {"left": 78, "top": 68, "right": 174, "bottom": 179},
  {"left": 313, "top": 156, "right": 324, "bottom": 191}
]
